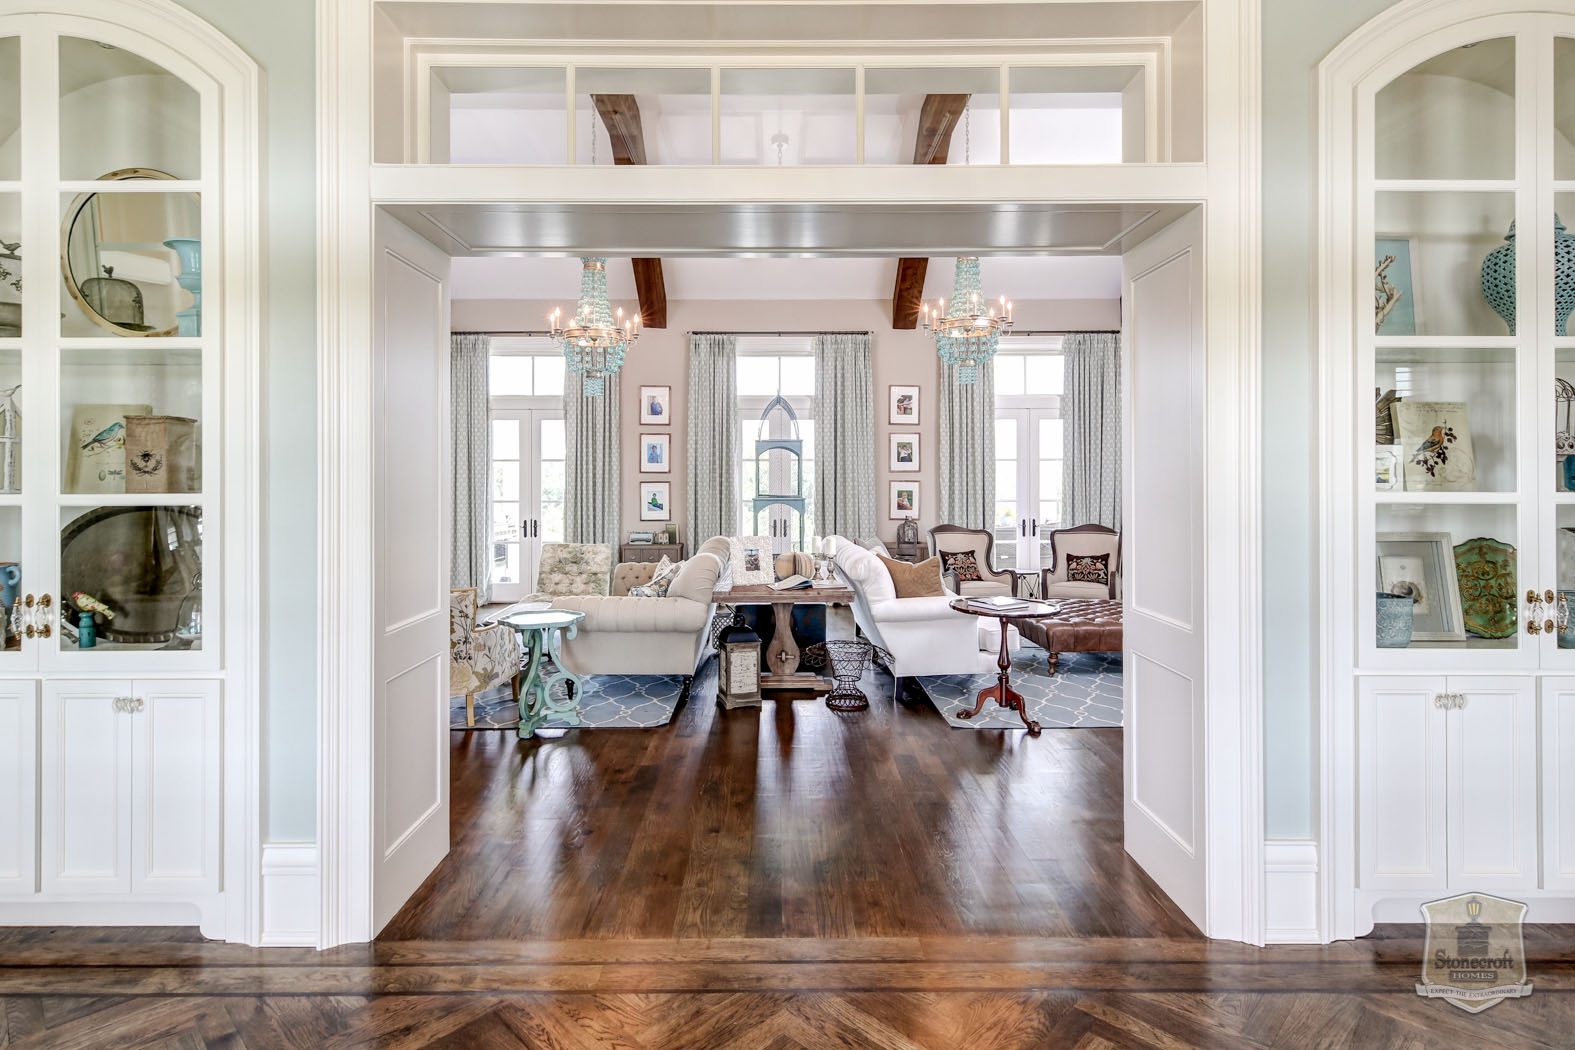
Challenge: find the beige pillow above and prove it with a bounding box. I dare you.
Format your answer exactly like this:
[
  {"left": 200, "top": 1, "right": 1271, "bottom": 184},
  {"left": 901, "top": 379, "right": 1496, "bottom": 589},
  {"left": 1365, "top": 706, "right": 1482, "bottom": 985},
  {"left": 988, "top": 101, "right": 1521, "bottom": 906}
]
[{"left": 877, "top": 554, "right": 945, "bottom": 598}]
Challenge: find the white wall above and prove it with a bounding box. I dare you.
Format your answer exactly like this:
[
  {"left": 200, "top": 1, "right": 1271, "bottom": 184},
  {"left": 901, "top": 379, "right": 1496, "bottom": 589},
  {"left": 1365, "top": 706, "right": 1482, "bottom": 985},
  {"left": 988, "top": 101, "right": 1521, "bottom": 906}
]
[{"left": 174, "top": 0, "right": 317, "bottom": 843}]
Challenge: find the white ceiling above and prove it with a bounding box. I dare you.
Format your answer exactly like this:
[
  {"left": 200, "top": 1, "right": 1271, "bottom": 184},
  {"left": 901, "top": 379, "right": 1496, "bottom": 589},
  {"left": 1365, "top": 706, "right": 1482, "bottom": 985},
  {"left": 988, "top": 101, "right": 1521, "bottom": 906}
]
[{"left": 450, "top": 254, "right": 1123, "bottom": 301}]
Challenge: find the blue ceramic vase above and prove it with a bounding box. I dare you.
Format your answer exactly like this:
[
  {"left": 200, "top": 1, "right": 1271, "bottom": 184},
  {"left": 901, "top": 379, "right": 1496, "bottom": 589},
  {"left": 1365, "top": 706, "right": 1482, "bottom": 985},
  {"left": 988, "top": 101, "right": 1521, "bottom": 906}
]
[
  {"left": 1481, "top": 216, "right": 1575, "bottom": 336},
  {"left": 163, "top": 238, "right": 202, "bottom": 337}
]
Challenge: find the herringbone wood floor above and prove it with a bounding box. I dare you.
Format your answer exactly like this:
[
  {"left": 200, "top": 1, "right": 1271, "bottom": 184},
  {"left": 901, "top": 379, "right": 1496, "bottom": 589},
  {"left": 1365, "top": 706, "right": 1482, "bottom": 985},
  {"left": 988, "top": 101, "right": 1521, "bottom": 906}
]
[{"left": 3, "top": 662, "right": 1571, "bottom": 1048}]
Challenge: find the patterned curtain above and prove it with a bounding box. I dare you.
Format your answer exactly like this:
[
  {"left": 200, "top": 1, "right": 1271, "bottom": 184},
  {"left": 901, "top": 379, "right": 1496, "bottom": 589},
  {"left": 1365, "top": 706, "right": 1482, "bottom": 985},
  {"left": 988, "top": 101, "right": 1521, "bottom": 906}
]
[
  {"left": 450, "top": 333, "right": 491, "bottom": 600},
  {"left": 1062, "top": 332, "right": 1122, "bottom": 528},
  {"left": 938, "top": 361, "right": 995, "bottom": 529},
  {"left": 564, "top": 372, "right": 621, "bottom": 543},
  {"left": 687, "top": 334, "right": 738, "bottom": 543},
  {"left": 813, "top": 333, "right": 876, "bottom": 541}
]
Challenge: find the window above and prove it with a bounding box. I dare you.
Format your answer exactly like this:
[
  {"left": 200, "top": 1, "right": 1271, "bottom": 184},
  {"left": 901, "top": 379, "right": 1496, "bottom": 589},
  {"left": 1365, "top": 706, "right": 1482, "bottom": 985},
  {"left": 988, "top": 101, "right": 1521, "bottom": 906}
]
[
  {"left": 993, "top": 344, "right": 1066, "bottom": 570},
  {"left": 488, "top": 338, "right": 565, "bottom": 600},
  {"left": 736, "top": 339, "right": 816, "bottom": 549}
]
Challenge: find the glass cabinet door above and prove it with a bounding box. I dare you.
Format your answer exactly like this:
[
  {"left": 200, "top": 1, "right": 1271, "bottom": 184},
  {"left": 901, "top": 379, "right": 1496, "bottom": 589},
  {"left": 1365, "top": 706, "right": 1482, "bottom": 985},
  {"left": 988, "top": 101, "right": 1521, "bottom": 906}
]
[{"left": 1363, "top": 35, "right": 1537, "bottom": 669}]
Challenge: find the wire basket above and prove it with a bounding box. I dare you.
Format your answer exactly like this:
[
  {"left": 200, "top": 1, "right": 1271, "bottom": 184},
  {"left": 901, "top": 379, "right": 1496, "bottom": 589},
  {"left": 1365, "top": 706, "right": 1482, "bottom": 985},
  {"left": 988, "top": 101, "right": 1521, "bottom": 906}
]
[{"left": 803, "top": 639, "right": 893, "bottom": 712}]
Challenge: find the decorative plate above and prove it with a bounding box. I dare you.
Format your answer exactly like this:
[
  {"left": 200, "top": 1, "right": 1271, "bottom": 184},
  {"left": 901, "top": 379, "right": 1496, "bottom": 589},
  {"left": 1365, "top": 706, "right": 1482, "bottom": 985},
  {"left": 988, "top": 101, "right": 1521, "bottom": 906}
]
[{"left": 1453, "top": 537, "right": 1518, "bottom": 639}]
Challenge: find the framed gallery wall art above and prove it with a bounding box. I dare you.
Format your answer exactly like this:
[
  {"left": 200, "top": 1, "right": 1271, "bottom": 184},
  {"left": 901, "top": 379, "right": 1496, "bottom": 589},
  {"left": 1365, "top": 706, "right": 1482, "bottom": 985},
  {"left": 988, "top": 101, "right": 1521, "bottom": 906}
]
[
  {"left": 888, "top": 385, "right": 919, "bottom": 426},
  {"left": 889, "top": 480, "right": 919, "bottom": 519},
  {"left": 640, "top": 433, "right": 670, "bottom": 473},
  {"left": 889, "top": 432, "right": 919, "bottom": 472},
  {"left": 640, "top": 386, "right": 671, "bottom": 425},
  {"left": 639, "top": 481, "right": 671, "bottom": 521}
]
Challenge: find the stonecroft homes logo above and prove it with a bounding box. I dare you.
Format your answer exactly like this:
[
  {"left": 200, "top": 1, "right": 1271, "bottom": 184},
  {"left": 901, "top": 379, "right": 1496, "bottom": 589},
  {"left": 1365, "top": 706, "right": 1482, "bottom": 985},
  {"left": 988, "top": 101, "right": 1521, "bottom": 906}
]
[{"left": 1416, "top": 892, "right": 1533, "bottom": 1013}]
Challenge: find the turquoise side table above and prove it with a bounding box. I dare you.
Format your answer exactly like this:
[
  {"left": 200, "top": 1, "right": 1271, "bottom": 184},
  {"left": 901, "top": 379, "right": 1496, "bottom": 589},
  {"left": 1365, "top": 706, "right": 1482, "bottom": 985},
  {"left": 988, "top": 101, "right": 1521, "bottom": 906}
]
[{"left": 495, "top": 608, "right": 586, "bottom": 739}]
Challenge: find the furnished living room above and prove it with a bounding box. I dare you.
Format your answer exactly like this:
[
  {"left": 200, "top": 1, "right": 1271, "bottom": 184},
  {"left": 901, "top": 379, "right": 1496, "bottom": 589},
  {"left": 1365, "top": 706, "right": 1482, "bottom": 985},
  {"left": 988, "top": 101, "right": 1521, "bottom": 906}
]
[{"left": 415, "top": 249, "right": 1156, "bottom": 947}]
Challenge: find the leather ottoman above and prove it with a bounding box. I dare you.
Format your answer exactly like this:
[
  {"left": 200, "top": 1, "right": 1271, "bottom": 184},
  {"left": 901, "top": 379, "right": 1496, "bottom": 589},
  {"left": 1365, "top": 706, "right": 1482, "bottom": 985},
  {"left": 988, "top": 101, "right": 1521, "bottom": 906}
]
[{"left": 1017, "top": 599, "right": 1123, "bottom": 674}]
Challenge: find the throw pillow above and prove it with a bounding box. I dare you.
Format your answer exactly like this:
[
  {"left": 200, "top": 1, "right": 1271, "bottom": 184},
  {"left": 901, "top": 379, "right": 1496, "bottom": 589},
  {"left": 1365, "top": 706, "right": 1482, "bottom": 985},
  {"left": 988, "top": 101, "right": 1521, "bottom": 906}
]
[
  {"left": 630, "top": 556, "right": 683, "bottom": 598},
  {"left": 939, "top": 549, "right": 984, "bottom": 582},
  {"left": 1065, "top": 553, "right": 1111, "bottom": 586},
  {"left": 876, "top": 554, "right": 946, "bottom": 598}
]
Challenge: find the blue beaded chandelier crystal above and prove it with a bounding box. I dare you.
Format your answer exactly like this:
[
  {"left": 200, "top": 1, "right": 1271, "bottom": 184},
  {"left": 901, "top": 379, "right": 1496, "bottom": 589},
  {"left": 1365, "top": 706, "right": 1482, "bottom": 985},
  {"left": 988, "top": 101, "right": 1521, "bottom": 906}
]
[
  {"left": 922, "top": 257, "right": 1012, "bottom": 384},
  {"left": 551, "top": 257, "right": 640, "bottom": 396}
]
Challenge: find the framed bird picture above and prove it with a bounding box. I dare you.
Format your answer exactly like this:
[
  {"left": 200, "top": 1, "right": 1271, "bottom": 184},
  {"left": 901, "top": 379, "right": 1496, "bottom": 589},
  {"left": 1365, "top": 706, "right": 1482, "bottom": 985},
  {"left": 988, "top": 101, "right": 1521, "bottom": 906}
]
[
  {"left": 66, "top": 402, "right": 152, "bottom": 494},
  {"left": 1391, "top": 401, "right": 1475, "bottom": 492}
]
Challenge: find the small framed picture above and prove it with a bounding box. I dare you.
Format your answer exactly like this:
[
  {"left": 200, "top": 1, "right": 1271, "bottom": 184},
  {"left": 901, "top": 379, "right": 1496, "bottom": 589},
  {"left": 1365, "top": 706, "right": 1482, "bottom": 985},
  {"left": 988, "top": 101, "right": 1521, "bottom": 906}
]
[
  {"left": 640, "top": 385, "right": 671, "bottom": 425},
  {"left": 1375, "top": 443, "right": 1404, "bottom": 491},
  {"left": 888, "top": 385, "right": 919, "bottom": 426},
  {"left": 729, "top": 536, "right": 774, "bottom": 587},
  {"left": 640, "top": 433, "right": 671, "bottom": 474},
  {"left": 889, "top": 432, "right": 919, "bottom": 472},
  {"left": 1376, "top": 532, "right": 1466, "bottom": 642},
  {"left": 889, "top": 480, "right": 919, "bottom": 519},
  {"left": 639, "top": 481, "right": 671, "bottom": 521}
]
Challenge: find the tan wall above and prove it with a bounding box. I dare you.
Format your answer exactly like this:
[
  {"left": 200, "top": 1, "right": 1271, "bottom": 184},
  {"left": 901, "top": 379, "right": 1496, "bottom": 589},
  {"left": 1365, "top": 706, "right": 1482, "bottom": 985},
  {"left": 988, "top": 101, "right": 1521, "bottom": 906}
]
[{"left": 451, "top": 296, "right": 1119, "bottom": 548}]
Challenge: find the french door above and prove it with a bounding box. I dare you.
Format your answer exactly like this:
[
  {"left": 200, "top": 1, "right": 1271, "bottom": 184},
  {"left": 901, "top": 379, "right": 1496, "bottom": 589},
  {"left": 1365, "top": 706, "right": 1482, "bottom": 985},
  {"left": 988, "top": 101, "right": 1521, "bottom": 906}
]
[
  {"left": 992, "top": 406, "right": 1063, "bottom": 570},
  {"left": 489, "top": 408, "right": 564, "bottom": 602}
]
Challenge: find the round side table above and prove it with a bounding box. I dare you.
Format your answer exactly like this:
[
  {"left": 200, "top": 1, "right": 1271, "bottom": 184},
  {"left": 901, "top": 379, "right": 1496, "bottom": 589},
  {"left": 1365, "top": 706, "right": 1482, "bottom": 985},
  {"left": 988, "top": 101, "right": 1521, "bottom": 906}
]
[
  {"left": 947, "top": 597, "right": 1058, "bottom": 735},
  {"left": 495, "top": 607, "right": 587, "bottom": 739}
]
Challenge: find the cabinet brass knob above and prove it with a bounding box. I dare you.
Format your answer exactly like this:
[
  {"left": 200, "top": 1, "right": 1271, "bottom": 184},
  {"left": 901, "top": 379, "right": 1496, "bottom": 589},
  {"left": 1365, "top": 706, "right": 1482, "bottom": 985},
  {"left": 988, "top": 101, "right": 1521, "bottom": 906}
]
[
  {"left": 1547, "top": 589, "right": 1557, "bottom": 605},
  {"left": 38, "top": 593, "right": 51, "bottom": 608}
]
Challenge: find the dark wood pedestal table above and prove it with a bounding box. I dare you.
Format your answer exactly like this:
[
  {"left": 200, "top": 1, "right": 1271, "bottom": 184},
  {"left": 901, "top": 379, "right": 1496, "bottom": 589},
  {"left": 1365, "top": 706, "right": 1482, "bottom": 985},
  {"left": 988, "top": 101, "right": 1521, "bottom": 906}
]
[
  {"left": 948, "top": 597, "right": 1058, "bottom": 736},
  {"left": 712, "top": 581, "right": 856, "bottom": 698}
]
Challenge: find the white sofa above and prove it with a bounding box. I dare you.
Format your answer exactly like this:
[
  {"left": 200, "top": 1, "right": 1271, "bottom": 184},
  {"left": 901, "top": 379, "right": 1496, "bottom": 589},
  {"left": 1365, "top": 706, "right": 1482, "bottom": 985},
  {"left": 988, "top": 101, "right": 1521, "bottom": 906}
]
[
  {"left": 549, "top": 537, "right": 732, "bottom": 689},
  {"left": 831, "top": 536, "right": 1017, "bottom": 681}
]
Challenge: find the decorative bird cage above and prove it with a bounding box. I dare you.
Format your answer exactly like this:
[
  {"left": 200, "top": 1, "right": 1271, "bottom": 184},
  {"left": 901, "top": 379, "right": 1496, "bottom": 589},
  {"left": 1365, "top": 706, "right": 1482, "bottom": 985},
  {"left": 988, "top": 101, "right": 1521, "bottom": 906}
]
[{"left": 751, "top": 394, "right": 806, "bottom": 553}]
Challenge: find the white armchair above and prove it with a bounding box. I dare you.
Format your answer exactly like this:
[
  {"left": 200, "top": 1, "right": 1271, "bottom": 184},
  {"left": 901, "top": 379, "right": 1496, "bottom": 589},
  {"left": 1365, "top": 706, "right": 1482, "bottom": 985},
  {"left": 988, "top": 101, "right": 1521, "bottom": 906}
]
[
  {"left": 927, "top": 525, "right": 1016, "bottom": 597},
  {"left": 1042, "top": 524, "right": 1122, "bottom": 599},
  {"left": 450, "top": 588, "right": 522, "bottom": 727}
]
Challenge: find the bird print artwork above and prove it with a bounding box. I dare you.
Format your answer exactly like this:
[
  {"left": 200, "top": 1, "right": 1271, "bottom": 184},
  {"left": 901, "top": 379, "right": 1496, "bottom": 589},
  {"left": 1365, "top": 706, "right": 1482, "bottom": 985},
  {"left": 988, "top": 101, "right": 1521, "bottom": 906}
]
[
  {"left": 79, "top": 421, "right": 126, "bottom": 456},
  {"left": 1409, "top": 419, "right": 1458, "bottom": 477}
]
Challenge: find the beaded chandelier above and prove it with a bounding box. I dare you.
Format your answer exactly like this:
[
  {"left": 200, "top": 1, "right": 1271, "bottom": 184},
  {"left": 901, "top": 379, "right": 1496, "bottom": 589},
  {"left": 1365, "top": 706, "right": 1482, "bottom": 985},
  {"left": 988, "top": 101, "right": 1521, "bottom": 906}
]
[
  {"left": 551, "top": 258, "right": 640, "bottom": 396},
  {"left": 921, "top": 257, "right": 1012, "bottom": 384}
]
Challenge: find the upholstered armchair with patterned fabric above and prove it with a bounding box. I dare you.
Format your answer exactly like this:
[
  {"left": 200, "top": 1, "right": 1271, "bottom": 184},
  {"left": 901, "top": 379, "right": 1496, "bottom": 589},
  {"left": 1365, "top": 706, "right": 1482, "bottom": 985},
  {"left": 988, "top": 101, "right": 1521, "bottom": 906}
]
[
  {"left": 450, "top": 588, "right": 523, "bottom": 727},
  {"left": 522, "top": 542, "right": 615, "bottom": 601},
  {"left": 927, "top": 525, "right": 1016, "bottom": 597},
  {"left": 1041, "top": 524, "right": 1122, "bottom": 599}
]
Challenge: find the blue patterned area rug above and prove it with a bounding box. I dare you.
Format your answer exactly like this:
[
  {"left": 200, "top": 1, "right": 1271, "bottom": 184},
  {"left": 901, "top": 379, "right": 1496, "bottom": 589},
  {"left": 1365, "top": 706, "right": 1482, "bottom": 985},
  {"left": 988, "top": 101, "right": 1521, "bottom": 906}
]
[
  {"left": 918, "top": 650, "right": 1123, "bottom": 730},
  {"left": 451, "top": 668, "right": 686, "bottom": 731}
]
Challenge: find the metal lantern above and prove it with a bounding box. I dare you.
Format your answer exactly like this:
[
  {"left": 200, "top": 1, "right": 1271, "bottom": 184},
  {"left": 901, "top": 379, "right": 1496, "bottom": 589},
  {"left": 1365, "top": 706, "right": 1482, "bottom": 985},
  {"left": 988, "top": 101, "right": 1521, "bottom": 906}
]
[
  {"left": 717, "top": 614, "right": 763, "bottom": 710},
  {"left": 81, "top": 265, "right": 152, "bottom": 333}
]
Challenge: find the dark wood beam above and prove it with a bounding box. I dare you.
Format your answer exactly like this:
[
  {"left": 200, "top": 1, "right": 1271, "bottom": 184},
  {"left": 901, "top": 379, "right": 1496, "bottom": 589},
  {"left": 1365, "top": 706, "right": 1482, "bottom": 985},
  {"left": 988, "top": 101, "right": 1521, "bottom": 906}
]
[
  {"left": 892, "top": 94, "right": 970, "bottom": 330},
  {"left": 593, "top": 93, "right": 667, "bottom": 328},
  {"left": 631, "top": 258, "right": 667, "bottom": 330}
]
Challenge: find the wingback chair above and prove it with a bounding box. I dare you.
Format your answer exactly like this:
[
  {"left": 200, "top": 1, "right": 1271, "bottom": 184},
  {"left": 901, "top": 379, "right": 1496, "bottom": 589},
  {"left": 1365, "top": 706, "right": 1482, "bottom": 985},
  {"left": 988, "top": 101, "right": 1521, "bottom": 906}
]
[
  {"left": 450, "top": 588, "right": 523, "bottom": 727},
  {"left": 1042, "top": 524, "right": 1122, "bottom": 600},
  {"left": 523, "top": 542, "right": 615, "bottom": 600},
  {"left": 927, "top": 524, "right": 1017, "bottom": 597}
]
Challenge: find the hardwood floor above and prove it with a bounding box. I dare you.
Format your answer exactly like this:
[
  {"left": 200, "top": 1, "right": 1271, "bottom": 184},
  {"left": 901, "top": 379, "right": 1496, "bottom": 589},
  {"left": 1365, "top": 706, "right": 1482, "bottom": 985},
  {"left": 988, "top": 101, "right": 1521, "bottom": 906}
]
[{"left": 2, "top": 660, "right": 1572, "bottom": 1049}]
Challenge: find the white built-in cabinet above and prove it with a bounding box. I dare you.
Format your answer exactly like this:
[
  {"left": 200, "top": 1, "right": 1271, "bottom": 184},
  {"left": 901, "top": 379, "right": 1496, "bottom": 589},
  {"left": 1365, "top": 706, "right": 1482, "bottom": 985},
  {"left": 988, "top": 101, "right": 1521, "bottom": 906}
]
[
  {"left": 0, "top": 6, "right": 252, "bottom": 938},
  {"left": 1334, "top": 14, "right": 1575, "bottom": 931}
]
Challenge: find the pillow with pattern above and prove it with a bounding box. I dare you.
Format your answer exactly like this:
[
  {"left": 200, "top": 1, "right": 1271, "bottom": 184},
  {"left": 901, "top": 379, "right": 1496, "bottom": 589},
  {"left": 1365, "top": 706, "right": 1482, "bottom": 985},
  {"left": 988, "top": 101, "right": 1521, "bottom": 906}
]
[
  {"left": 939, "top": 550, "right": 983, "bottom": 582},
  {"left": 1066, "top": 553, "right": 1110, "bottom": 585},
  {"left": 629, "top": 556, "right": 683, "bottom": 598}
]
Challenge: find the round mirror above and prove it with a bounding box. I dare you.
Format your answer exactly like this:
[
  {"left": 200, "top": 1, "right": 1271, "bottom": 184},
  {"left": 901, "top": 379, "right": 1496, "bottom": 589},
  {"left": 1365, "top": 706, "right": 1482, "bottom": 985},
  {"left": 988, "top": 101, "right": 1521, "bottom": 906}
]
[{"left": 60, "top": 168, "right": 199, "bottom": 338}]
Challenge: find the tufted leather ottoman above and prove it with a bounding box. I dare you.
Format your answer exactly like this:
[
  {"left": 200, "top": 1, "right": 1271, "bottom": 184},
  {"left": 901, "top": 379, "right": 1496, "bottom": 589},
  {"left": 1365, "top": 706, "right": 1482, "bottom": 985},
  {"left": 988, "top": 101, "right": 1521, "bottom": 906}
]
[{"left": 1016, "top": 599, "right": 1123, "bottom": 674}]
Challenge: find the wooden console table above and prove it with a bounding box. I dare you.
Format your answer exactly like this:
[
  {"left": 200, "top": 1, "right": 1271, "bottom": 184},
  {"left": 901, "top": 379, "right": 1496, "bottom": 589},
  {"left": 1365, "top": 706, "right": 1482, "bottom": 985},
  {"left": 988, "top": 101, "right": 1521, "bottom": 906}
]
[{"left": 712, "top": 581, "right": 855, "bottom": 695}]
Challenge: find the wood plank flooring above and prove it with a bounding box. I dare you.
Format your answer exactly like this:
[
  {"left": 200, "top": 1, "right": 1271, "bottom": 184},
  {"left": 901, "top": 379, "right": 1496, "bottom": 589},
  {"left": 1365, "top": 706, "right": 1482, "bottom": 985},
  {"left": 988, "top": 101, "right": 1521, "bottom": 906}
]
[{"left": 3, "top": 660, "right": 1572, "bottom": 1048}]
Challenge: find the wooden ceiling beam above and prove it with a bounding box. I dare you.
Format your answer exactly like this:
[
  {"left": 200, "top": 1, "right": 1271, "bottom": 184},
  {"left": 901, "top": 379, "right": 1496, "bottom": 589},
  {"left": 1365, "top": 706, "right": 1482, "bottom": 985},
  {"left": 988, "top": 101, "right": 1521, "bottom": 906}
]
[
  {"left": 892, "top": 93, "right": 970, "bottom": 330},
  {"left": 593, "top": 93, "right": 667, "bottom": 328}
]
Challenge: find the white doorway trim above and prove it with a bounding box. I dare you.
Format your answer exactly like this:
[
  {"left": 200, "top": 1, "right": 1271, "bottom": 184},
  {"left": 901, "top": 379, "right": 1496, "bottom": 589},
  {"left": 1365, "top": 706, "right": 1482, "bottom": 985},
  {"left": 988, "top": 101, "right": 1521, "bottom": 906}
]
[{"left": 316, "top": 0, "right": 1264, "bottom": 948}]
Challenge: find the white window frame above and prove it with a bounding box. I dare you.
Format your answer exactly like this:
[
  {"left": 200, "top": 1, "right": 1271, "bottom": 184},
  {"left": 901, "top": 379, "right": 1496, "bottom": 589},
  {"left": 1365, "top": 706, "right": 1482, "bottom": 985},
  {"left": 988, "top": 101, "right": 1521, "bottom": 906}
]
[
  {"left": 487, "top": 337, "right": 564, "bottom": 600},
  {"left": 993, "top": 338, "right": 1065, "bottom": 570},
  {"left": 736, "top": 337, "right": 816, "bottom": 549}
]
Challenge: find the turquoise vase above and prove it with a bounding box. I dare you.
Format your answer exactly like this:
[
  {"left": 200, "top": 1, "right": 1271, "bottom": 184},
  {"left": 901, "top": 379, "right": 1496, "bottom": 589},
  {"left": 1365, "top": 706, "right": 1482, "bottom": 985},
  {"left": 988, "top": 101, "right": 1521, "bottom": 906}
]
[
  {"left": 1481, "top": 216, "right": 1575, "bottom": 336},
  {"left": 77, "top": 609, "right": 95, "bottom": 649},
  {"left": 163, "top": 238, "right": 202, "bottom": 337}
]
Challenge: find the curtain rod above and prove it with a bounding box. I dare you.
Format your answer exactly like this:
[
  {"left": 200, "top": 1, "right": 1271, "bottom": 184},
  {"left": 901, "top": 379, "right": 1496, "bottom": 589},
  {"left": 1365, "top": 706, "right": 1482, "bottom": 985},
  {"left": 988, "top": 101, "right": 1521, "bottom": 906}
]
[
  {"left": 689, "top": 330, "right": 872, "bottom": 336},
  {"left": 454, "top": 330, "right": 554, "bottom": 337},
  {"left": 1007, "top": 330, "right": 1121, "bottom": 336}
]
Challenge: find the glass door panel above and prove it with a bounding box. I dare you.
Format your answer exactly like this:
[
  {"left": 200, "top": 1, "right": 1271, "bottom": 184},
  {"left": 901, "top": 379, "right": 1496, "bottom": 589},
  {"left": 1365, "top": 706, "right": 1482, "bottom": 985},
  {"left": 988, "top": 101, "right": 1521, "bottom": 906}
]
[
  {"left": 59, "top": 36, "right": 200, "bottom": 180},
  {"left": 1557, "top": 38, "right": 1575, "bottom": 182},
  {"left": 60, "top": 188, "right": 201, "bottom": 338},
  {"left": 60, "top": 347, "right": 201, "bottom": 495},
  {"left": 0, "top": 37, "right": 17, "bottom": 182},
  {"left": 489, "top": 410, "right": 564, "bottom": 603},
  {"left": 58, "top": 504, "right": 202, "bottom": 654},
  {"left": 1375, "top": 37, "right": 1514, "bottom": 181},
  {"left": 1376, "top": 346, "right": 1515, "bottom": 493},
  {"left": 1374, "top": 191, "right": 1516, "bottom": 338},
  {"left": 489, "top": 417, "right": 523, "bottom": 602},
  {"left": 0, "top": 194, "right": 19, "bottom": 336},
  {"left": 1374, "top": 503, "right": 1522, "bottom": 654}
]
